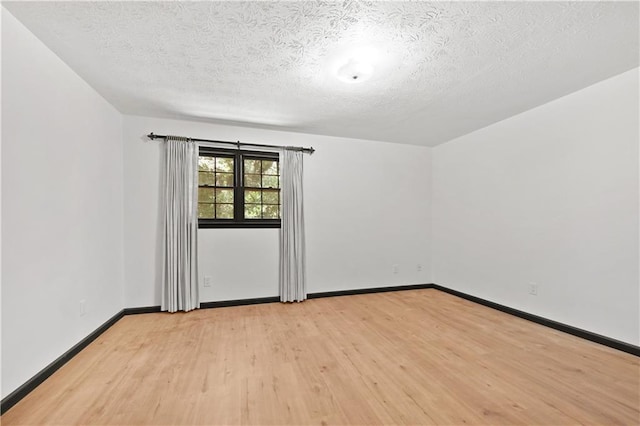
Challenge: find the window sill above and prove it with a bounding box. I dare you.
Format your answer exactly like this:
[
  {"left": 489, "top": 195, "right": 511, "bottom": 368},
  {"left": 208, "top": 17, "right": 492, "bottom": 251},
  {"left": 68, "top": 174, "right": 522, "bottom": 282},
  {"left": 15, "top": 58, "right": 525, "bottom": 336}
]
[{"left": 198, "top": 220, "right": 281, "bottom": 229}]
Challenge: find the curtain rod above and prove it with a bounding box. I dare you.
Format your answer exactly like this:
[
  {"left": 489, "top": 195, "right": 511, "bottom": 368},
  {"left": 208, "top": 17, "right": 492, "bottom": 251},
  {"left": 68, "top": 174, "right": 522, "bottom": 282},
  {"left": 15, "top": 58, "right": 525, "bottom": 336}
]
[{"left": 147, "top": 132, "right": 315, "bottom": 154}]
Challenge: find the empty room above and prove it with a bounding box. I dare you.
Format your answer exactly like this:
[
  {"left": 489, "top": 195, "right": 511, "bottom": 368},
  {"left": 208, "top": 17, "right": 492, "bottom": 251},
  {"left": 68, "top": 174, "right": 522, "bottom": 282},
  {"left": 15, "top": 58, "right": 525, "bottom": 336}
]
[{"left": 1, "top": 1, "right": 638, "bottom": 425}]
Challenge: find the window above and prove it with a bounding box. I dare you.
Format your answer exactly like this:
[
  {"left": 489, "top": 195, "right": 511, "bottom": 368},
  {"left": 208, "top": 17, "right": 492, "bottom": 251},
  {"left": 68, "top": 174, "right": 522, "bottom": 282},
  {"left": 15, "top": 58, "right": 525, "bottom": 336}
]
[{"left": 197, "top": 147, "right": 280, "bottom": 228}]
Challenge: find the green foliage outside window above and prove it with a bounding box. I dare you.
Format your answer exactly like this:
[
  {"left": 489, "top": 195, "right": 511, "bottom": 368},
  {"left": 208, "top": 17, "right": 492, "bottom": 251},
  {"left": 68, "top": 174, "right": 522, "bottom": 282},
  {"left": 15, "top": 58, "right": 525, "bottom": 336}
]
[{"left": 197, "top": 149, "right": 280, "bottom": 226}]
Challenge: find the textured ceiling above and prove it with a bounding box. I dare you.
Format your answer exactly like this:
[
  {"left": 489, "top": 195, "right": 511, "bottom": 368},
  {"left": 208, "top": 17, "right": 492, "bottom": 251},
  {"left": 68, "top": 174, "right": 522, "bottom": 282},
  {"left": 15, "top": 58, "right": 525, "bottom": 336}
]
[{"left": 4, "top": 1, "right": 639, "bottom": 147}]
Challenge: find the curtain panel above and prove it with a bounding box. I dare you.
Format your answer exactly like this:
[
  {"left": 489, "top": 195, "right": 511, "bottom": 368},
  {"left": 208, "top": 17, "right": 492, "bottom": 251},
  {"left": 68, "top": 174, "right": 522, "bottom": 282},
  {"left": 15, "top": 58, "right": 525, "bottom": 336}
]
[
  {"left": 161, "top": 136, "right": 199, "bottom": 312},
  {"left": 279, "top": 149, "right": 307, "bottom": 302}
]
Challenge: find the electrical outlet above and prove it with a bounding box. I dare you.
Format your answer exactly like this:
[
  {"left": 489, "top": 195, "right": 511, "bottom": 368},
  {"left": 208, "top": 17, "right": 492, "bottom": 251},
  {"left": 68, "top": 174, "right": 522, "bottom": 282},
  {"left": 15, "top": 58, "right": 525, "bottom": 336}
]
[
  {"left": 528, "top": 283, "right": 538, "bottom": 296},
  {"left": 79, "top": 300, "right": 86, "bottom": 316},
  {"left": 393, "top": 264, "right": 399, "bottom": 274},
  {"left": 417, "top": 264, "right": 423, "bottom": 272},
  {"left": 204, "top": 276, "right": 212, "bottom": 288}
]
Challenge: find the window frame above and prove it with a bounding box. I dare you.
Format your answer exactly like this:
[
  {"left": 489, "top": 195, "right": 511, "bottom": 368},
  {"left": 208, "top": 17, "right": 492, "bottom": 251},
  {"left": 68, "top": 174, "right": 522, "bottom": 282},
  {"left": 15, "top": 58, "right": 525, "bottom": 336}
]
[{"left": 198, "top": 146, "right": 281, "bottom": 229}]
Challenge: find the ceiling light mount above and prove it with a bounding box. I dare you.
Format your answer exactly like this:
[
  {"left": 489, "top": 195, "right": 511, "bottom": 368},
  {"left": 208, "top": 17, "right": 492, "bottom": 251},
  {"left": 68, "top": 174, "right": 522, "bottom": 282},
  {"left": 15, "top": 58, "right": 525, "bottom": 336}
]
[{"left": 335, "top": 57, "right": 374, "bottom": 84}]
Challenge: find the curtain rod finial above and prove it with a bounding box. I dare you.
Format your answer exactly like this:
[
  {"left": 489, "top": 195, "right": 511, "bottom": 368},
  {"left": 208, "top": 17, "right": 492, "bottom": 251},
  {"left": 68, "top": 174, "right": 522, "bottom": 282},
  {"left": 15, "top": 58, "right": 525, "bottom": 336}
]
[{"left": 148, "top": 132, "right": 156, "bottom": 140}]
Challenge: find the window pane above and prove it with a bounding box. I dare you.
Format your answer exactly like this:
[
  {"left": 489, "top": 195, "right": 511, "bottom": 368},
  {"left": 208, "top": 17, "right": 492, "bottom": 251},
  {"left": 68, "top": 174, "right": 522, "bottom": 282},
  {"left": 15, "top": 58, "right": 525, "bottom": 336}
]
[
  {"left": 263, "top": 175, "right": 279, "bottom": 188},
  {"left": 198, "top": 157, "right": 215, "bottom": 171},
  {"left": 263, "top": 205, "right": 280, "bottom": 219},
  {"left": 216, "top": 172, "right": 234, "bottom": 187},
  {"left": 198, "top": 203, "right": 215, "bottom": 218},
  {"left": 216, "top": 157, "right": 234, "bottom": 172},
  {"left": 244, "top": 159, "right": 261, "bottom": 174},
  {"left": 199, "top": 171, "right": 215, "bottom": 186},
  {"left": 262, "top": 160, "right": 278, "bottom": 175},
  {"left": 244, "top": 174, "right": 261, "bottom": 188},
  {"left": 198, "top": 188, "right": 215, "bottom": 202},
  {"left": 216, "top": 203, "right": 234, "bottom": 219},
  {"left": 216, "top": 189, "right": 233, "bottom": 203},
  {"left": 245, "top": 204, "right": 261, "bottom": 219},
  {"left": 263, "top": 189, "right": 279, "bottom": 205},
  {"left": 244, "top": 190, "right": 261, "bottom": 204}
]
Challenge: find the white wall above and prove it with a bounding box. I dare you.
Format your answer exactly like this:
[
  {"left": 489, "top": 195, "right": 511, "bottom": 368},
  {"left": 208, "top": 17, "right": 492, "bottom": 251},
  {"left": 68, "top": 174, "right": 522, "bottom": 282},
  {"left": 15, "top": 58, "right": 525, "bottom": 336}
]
[
  {"left": 123, "top": 115, "right": 432, "bottom": 307},
  {"left": 433, "top": 68, "right": 639, "bottom": 345},
  {"left": 1, "top": 10, "right": 125, "bottom": 398}
]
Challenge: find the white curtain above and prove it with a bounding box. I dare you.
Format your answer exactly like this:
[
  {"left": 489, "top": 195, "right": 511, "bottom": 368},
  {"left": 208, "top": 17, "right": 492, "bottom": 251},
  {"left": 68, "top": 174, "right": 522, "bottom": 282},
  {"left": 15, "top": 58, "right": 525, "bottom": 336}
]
[
  {"left": 161, "top": 136, "right": 199, "bottom": 312},
  {"left": 279, "top": 149, "right": 307, "bottom": 302}
]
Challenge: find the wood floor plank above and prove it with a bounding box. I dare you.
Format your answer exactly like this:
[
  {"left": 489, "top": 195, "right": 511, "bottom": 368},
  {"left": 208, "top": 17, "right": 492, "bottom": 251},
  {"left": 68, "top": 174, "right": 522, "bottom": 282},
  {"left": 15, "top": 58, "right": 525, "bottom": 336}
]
[{"left": 2, "top": 289, "right": 638, "bottom": 425}]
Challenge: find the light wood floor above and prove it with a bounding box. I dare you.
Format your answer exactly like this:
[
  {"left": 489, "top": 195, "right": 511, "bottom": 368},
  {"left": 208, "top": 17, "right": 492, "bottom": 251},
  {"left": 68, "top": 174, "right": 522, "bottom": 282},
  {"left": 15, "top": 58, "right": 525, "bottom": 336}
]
[{"left": 3, "top": 289, "right": 639, "bottom": 425}]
